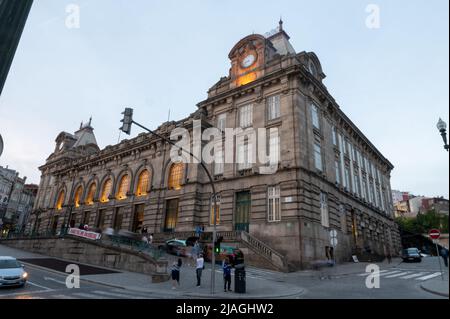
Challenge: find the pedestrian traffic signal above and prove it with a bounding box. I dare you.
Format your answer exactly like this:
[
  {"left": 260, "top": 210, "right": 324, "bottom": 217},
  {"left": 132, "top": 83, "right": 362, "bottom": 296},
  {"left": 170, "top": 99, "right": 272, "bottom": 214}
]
[{"left": 120, "top": 108, "right": 133, "bottom": 135}]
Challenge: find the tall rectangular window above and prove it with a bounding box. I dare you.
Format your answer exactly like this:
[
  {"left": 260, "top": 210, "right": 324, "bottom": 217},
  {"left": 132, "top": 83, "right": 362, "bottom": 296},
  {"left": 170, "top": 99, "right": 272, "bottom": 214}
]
[
  {"left": 311, "top": 103, "right": 320, "bottom": 129},
  {"left": 268, "top": 186, "right": 281, "bottom": 222},
  {"left": 344, "top": 166, "right": 351, "bottom": 189},
  {"left": 332, "top": 127, "right": 337, "bottom": 146},
  {"left": 214, "top": 144, "right": 224, "bottom": 175},
  {"left": 335, "top": 160, "right": 341, "bottom": 184},
  {"left": 240, "top": 104, "right": 253, "bottom": 128},
  {"left": 320, "top": 192, "right": 329, "bottom": 227},
  {"left": 238, "top": 140, "right": 252, "bottom": 170},
  {"left": 210, "top": 195, "right": 221, "bottom": 226},
  {"left": 314, "top": 142, "right": 323, "bottom": 171},
  {"left": 353, "top": 173, "right": 360, "bottom": 196},
  {"left": 267, "top": 95, "right": 281, "bottom": 121},
  {"left": 217, "top": 113, "right": 226, "bottom": 133},
  {"left": 362, "top": 178, "right": 368, "bottom": 200}
]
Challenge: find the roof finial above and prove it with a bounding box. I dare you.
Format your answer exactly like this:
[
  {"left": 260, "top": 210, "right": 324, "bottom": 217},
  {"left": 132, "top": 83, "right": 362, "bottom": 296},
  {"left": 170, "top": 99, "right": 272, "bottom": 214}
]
[
  {"left": 80, "top": 121, "right": 83, "bottom": 129},
  {"left": 89, "top": 116, "right": 92, "bottom": 126},
  {"left": 279, "top": 16, "right": 283, "bottom": 31}
]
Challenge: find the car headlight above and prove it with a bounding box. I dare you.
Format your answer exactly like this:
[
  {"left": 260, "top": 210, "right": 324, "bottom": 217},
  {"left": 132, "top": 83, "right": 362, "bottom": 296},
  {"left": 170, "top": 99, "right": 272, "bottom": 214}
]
[{"left": 22, "top": 272, "right": 28, "bottom": 279}]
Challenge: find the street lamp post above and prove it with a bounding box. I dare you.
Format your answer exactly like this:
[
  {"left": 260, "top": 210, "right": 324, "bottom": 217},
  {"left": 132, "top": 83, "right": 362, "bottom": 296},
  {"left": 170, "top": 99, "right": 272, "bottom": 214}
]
[
  {"left": 436, "top": 118, "right": 449, "bottom": 152},
  {"left": 120, "top": 108, "right": 219, "bottom": 295}
]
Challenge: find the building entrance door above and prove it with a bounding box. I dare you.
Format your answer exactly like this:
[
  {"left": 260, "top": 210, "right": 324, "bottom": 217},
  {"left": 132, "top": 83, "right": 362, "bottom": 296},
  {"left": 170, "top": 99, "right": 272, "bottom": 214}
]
[
  {"left": 113, "top": 207, "right": 124, "bottom": 231},
  {"left": 164, "top": 199, "right": 179, "bottom": 232},
  {"left": 132, "top": 204, "right": 145, "bottom": 233},
  {"left": 51, "top": 215, "right": 58, "bottom": 234},
  {"left": 235, "top": 191, "right": 250, "bottom": 232}
]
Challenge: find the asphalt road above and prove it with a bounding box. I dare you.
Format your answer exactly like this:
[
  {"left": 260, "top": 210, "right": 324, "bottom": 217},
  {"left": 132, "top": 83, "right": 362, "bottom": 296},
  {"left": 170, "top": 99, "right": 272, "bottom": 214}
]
[
  {"left": 0, "top": 262, "right": 173, "bottom": 299},
  {"left": 0, "top": 245, "right": 447, "bottom": 299}
]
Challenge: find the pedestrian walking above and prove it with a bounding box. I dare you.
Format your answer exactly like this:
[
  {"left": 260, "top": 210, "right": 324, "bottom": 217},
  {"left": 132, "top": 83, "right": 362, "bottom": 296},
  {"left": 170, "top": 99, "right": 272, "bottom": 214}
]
[
  {"left": 440, "top": 247, "right": 449, "bottom": 267},
  {"left": 171, "top": 258, "right": 182, "bottom": 289},
  {"left": 223, "top": 258, "right": 232, "bottom": 292},
  {"left": 196, "top": 253, "right": 204, "bottom": 287},
  {"left": 387, "top": 252, "right": 392, "bottom": 264},
  {"left": 149, "top": 233, "right": 154, "bottom": 244}
]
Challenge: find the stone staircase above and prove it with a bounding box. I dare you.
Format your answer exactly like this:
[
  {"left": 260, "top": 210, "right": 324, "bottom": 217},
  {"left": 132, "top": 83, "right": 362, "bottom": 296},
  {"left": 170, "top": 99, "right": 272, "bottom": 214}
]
[{"left": 153, "top": 230, "right": 289, "bottom": 272}]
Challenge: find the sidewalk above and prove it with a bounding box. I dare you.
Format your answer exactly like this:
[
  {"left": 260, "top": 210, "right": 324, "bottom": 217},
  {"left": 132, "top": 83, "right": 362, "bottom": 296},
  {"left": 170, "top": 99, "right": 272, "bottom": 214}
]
[
  {"left": 420, "top": 272, "right": 449, "bottom": 298},
  {"left": 0, "top": 244, "right": 304, "bottom": 299}
]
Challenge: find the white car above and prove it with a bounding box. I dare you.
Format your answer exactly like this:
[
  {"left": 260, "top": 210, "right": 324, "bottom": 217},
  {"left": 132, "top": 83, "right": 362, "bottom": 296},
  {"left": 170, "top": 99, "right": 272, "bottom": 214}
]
[{"left": 0, "top": 256, "right": 28, "bottom": 288}]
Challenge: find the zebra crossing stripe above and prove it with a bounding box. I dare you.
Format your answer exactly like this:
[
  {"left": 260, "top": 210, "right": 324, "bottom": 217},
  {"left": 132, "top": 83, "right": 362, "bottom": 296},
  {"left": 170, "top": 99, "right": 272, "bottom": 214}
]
[
  {"left": 415, "top": 272, "right": 442, "bottom": 281},
  {"left": 400, "top": 272, "right": 427, "bottom": 279},
  {"left": 73, "top": 292, "right": 108, "bottom": 299},
  {"left": 384, "top": 272, "right": 410, "bottom": 278},
  {"left": 357, "top": 270, "right": 389, "bottom": 276},
  {"left": 92, "top": 290, "right": 147, "bottom": 299},
  {"left": 378, "top": 271, "right": 402, "bottom": 277}
]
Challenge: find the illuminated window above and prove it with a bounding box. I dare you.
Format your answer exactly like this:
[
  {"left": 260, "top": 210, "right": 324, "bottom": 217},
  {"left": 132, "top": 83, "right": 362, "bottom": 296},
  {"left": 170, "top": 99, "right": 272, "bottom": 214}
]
[
  {"left": 86, "top": 183, "right": 96, "bottom": 205},
  {"left": 136, "top": 170, "right": 150, "bottom": 197},
  {"left": 116, "top": 175, "right": 130, "bottom": 200},
  {"left": 210, "top": 195, "right": 221, "bottom": 226},
  {"left": 100, "top": 179, "right": 112, "bottom": 203},
  {"left": 56, "top": 190, "right": 65, "bottom": 211},
  {"left": 237, "top": 72, "right": 257, "bottom": 86},
  {"left": 168, "top": 163, "right": 184, "bottom": 190},
  {"left": 74, "top": 186, "right": 83, "bottom": 208}
]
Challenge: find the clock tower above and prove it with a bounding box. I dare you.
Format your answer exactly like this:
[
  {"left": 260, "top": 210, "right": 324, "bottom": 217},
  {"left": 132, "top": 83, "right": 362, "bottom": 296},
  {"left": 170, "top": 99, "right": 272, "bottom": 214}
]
[{"left": 228, "top": 34, "right": 277, "bottom": 88}]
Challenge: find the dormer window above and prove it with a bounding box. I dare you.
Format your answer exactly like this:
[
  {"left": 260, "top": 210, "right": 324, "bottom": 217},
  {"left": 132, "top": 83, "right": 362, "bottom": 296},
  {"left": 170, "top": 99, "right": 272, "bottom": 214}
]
[{"left": 308, "top": 61, "right": 317, "bottom": 77}]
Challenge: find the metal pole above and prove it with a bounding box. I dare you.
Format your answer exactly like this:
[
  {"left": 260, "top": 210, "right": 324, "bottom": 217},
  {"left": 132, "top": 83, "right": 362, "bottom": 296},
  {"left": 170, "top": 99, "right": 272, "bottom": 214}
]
[
  {"left": 131, "top": 120, "right": 218, "bottom": 295},
  {"left": 435, "top": 242, "right": 444, "bottom": 281}
]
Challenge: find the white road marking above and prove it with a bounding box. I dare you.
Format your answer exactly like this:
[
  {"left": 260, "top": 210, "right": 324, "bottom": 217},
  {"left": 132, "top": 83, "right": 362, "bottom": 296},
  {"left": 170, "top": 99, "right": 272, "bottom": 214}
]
[
  {"left": 378, "top": 271, "right": 402, "bottom": 277},
  {"left": 400, "top": 272, "right": 427, "bottom": 279},
  {"left": 415, "top": 272, "right": 442, "bottom": 281},
  {"left": 358, "top": 270, "right": 389, "bottom": 276},
  {"left": 44, "top": 277, "right": 67, "bottom": 285},
  {"left": 73, "top": 292, "right": 108, "bottom": 299},
  {"left": 27, "top": 281, "right": 53, "bottom": 290},
  {"left": 92, "top": 290, "right": 147, "bottom": 299},
  {"left": 384, "top": 272, "right": 410, "bottom": 278}
]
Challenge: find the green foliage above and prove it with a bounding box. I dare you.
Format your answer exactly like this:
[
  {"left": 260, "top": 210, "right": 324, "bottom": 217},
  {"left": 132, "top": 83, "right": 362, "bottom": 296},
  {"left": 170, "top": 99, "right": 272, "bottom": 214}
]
[{"left": 396, "top": 209, "right": 449, "bottom": 234}]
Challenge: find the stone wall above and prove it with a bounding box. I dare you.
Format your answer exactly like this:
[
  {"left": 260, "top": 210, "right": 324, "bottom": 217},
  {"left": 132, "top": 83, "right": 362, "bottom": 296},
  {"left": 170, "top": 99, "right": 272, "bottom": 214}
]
[{"left": 1, "top": 236, "right": 169, "bottom": 282}]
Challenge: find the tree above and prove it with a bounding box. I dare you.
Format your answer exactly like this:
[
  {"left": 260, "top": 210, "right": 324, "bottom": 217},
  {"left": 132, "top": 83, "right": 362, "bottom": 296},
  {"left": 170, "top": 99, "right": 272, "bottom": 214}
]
[{"left": 396, "top": 209, "right": 448, "bottom": 234}]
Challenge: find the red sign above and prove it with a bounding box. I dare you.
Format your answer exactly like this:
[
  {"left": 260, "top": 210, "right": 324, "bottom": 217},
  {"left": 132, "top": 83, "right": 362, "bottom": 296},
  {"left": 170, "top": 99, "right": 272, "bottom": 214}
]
[
  {"left": 68, "top": 228, "right": 102, "bottom": 240},
  {"left": 429, "top": 229, "right": 441, "bottom": 240}
]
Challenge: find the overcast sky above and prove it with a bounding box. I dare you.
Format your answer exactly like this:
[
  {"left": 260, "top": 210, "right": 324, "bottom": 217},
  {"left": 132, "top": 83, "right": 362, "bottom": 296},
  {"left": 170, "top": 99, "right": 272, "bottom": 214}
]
[{"left": 0, "top": 0, "right": 448, "bottom": 198}]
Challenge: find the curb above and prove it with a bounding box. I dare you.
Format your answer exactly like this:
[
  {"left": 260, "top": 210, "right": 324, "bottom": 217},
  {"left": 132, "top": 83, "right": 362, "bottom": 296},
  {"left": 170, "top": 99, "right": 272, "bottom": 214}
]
[
  {"left": 420, "top": 284, "right": 449, "bottom": 298},
  {"left": 20, "top": 261, "right": 126, "bottom": 290}
]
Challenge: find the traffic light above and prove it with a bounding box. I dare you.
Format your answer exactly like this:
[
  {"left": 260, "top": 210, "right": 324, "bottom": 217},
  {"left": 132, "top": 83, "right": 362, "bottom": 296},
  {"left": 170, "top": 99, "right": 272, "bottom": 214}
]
[
  {"left": 214, "top": 236, "right": 223, "bottom": 254},
  {"left": 120, "top": 108, "right": 133, "bottom": 135}
]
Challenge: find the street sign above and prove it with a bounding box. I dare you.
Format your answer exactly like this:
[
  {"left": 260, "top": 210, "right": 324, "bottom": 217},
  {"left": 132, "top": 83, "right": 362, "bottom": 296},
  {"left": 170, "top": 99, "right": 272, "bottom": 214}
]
[
  {"left": 330, "top": 237, "right": 338, "bottom": 247},
  {"left": 429, "top": 229, "right": 441, "bottom": 240}
]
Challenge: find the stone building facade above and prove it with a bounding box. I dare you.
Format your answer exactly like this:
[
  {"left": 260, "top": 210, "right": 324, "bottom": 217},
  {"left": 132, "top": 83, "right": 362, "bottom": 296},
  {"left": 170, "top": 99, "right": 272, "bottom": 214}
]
[{"left": 28, "top": 22, "right": 401, "bottom": 270}]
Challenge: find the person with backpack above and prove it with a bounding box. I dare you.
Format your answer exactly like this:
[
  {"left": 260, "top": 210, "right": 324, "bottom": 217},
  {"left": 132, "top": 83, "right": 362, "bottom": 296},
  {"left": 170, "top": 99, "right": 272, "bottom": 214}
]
[{"left": 171, "top": 258, "right": 182, "bottom": 289}]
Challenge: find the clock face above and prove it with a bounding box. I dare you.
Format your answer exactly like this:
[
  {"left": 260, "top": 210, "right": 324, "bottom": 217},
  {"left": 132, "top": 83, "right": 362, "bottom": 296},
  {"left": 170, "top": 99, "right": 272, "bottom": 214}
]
[{"left": 241, "top": 54, "right": 256, "bottom": 68}]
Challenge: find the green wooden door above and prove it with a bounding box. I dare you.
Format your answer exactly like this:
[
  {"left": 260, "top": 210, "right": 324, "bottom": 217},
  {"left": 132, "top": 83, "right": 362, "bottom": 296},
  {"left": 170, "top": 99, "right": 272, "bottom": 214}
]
[{"left": 235, "top": 191, "right": 250, "bottom": 232}]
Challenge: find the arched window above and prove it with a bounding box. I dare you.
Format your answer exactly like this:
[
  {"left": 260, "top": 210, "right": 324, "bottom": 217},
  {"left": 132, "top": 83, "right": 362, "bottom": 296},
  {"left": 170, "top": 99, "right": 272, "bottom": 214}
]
[
  {"left": 100, "top": 179, "right": 112, "bottom": 203},
  {"left": 168, "top": 163, "right": 184, "bottom": 190},
  {"left": 74, "top": 186, "right": 83, "bottom": 208},
  {"left": 85, "top": 183, "right": 96, "bottom": 205},
  {"left": 136, "top": 170, "right": 150, "bottom": 197},
  {"left": 116, "top": 175, "right": 130, "bottom": 200},
  {"left": 56, "top": 190, "right": 65, "bottom": 211}
]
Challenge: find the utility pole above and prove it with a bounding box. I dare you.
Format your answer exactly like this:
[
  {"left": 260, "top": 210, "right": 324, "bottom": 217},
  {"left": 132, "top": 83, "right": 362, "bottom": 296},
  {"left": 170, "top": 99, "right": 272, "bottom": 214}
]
[{"left": 120, "top": 108, "right": 219, "bottom": 295}]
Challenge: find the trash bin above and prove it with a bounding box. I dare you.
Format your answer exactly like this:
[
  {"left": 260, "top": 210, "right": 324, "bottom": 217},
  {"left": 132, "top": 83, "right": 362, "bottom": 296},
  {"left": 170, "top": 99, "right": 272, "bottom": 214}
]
[{"left": 234, "top": 263, "right": 246, "bottom": 293}]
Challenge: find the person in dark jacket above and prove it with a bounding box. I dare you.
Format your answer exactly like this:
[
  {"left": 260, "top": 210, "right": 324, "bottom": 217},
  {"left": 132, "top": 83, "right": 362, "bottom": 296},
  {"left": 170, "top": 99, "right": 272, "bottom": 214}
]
[
  {"left": 440, "top": 247, "right": 449, "bottom": 267},
  {"left": 223, "top": 258, "right": 232, "bottom": 292}
]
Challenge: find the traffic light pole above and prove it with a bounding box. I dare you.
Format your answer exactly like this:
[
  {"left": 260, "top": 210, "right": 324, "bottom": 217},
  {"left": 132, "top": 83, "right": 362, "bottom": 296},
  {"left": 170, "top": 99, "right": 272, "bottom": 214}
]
[{"left": 129, "top": 119, "right": 219, "bottom": 295}]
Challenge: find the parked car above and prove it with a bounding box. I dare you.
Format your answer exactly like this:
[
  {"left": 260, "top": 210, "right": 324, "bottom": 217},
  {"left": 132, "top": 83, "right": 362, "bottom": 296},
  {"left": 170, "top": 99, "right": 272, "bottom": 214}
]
[
  {"left": 0, "top": 256, "right": 28, "bottom": 288},
  {"left": 162, "top": 237, "right": 202, "bottom": 257},
  {"left": 401, "top": 248, "right": 422, "bottom": 262},
  {"left": 203, "top": 244, "right": 244, "bottom": 267}
]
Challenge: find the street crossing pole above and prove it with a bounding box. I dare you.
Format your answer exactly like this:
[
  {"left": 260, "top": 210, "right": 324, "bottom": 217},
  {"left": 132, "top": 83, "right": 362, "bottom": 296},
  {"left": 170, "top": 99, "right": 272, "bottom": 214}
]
[{"left": 120, "top": 109, "right": 219, "bottom": 294}]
